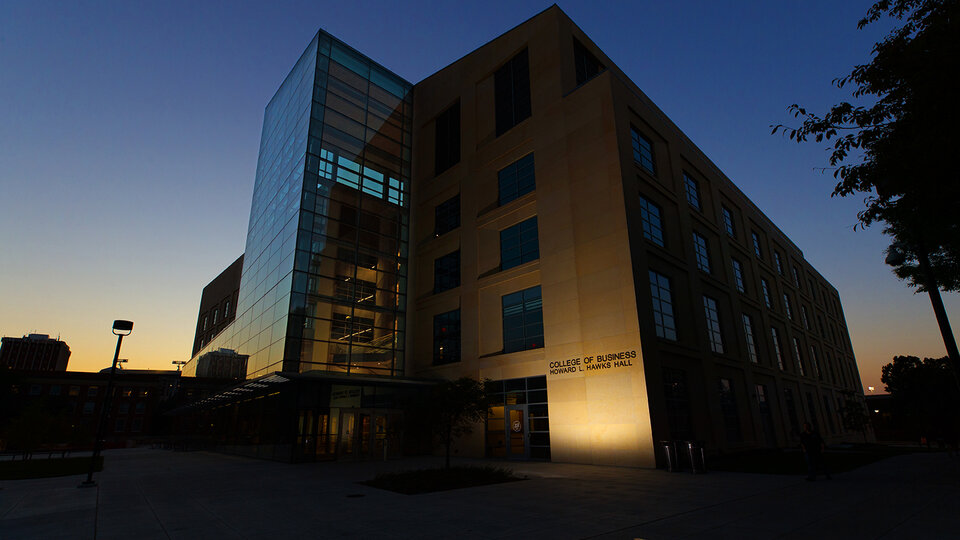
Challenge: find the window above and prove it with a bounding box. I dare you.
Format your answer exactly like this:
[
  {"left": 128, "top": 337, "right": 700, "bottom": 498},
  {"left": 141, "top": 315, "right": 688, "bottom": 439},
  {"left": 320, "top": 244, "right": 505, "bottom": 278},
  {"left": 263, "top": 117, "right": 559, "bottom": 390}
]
[
  {"left": 742, "top": 314, "right": 758, "bottom": 363},
  {"left": 83, "top": 401, "right": 95, "bottom": 415},
  {"left": 771, "top": 327, "right": 784, "bottom": 370},
  {"left": 761, "top": 278, "right": 772, "bottom": 308},
  {"left": 631, "top": 128, "right": 655, "bottom": 174},
  {"left": 638, "top": 195, "right": 664, "bottom": 247},
  {"left": 331, "top": 313, "right": 374, "bottom": 343},
  {"left": 434, "top": 250, "right": 460, "bottom": 293},
  {"left": 732, "top": 259, "right": 745, "bottom": 293},
  {"left": 774, "top": 251, "right": 784, "bottom": 275},
  {"left": 498, "top": 153, "right": 535, "bottom": 205},
  {"left": 114, "top": 418, "right": 125, "bottom": 433},
  {"left": 692, "top": 232, "right": 711, "bottom": 273},
  {"left": 663, "top": 368, "right": 693, "bottom": 440},
  {"left": 718, "top": 378, "right": 742, "bottom": 442},
  {"left": 573, "top": 38, "right": 604, "bottom": 85},
  {"left": 683, "top": 173, "right": 702, "bottom": 211},
  {"left": 29, "top": 384, "right": 41, "bottom": 396},
  {"left": 135, "top": 402, "right": 146, "bottom": 413},
  {"left": 433, "top": 309, "right": 461, "bottom": 365},
  {"left": 335, "top": 276, "right": 377, "bottom": 305},
  {"left": 68, "top": 386, "right": 80, "bottom": 397},
  {"left": 131, "top": 418, "right": 143, "bottom": 433},
  {"left": 649, "top": 270, "right": 677, "bottom": 340},
  {"left": 435, "top": 101, "right": 461, "bottom": 175},
  {"left": 801, "top": 305, "right": 810, "bottom": 330},
  {"left": 721, "top": 206, "right": 735, "bottom": 237},
  {"left": 502, "top": 286, "right": 543, "bottom": 353},
  {"left": 213, "top": 309, "right": 218, "bottom": 324},
  {"left": 49, "top": 385, "right": 61, "bottom": 396},
  {"left": 703, "top": 296, "right": 724, "bottom": 354},
  {"left": 495, "top": 48, "right": 531, "bottom": 136},
  {"left": 224, "top": 301, "right": 230, "bottom": 317},
  {"left": 792, "top": 267, "right": 801, "bottom": 288},
  {"left": 792, "top": 337, "right": 806, "bottom": 376},
  {"left": 809, "top": 278, "right": 817, "bottom": 301},
  {"left": 435, "top": 194, "right": 460, "bottom": 236},
  {"left": 500, "top": 217, "right": 539, "bottom": 270},
  {"left": 202, "top": 316, "right": 208, "bottom": 331},
  {"left": 783, "top": 293, "right": 793, "bottom": 320},
  {"left": 752, "top": 231, "right": 762, "bottom": 258},
  {"left": 810, "top": 346, "right": 822, "bottom": 380},
  {"left": 87, "top": 386, "right": 99, "bottom": 397}
]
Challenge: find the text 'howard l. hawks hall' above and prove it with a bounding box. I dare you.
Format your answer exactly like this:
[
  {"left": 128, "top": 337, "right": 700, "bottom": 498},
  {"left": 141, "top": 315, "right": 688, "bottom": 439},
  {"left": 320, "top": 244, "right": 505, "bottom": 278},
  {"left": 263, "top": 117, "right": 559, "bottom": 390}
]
[{"left": 178, "top": 5, "right": 867, "bottom": 466}]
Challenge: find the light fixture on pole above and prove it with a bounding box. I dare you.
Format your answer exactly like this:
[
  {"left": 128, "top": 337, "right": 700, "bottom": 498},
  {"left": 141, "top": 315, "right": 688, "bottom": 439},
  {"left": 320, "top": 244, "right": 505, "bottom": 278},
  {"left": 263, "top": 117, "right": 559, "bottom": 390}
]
[
  {"left": 79, "top": 320, "right": 132, "bottom": 488},
  {"left": 172, "top": 360, "right": 187, "bottom": 372}
]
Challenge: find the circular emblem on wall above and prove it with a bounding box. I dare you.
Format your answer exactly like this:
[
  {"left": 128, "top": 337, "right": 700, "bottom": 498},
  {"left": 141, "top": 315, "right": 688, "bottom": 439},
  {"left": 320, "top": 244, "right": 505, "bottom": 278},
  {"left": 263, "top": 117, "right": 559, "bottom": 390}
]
[{"left": 512, "top": 420, "right": 522, "bottom": 433}]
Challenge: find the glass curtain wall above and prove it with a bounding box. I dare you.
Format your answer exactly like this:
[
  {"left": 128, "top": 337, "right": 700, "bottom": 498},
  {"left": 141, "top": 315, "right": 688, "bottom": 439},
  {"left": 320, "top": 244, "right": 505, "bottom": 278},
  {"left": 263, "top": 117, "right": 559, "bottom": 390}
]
[
  {"left": 184, "top": 31, "right": 412, "bottom": 379},
  {"left": 292, "top": 35, "right": 412, "bottom": 377}
]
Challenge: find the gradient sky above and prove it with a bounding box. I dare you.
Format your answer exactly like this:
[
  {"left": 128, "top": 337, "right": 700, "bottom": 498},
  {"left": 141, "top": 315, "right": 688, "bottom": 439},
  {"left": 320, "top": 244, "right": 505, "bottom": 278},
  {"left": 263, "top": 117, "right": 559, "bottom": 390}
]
[{"left": 1, "top": 0, "right": 955, "bottom": 393}]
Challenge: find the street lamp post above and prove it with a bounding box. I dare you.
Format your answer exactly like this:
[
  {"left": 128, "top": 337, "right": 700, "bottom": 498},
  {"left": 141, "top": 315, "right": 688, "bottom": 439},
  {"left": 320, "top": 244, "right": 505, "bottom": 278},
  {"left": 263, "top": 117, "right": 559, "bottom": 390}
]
[{"left": 79, "top": 320, "right": 133, "bottom": 488}]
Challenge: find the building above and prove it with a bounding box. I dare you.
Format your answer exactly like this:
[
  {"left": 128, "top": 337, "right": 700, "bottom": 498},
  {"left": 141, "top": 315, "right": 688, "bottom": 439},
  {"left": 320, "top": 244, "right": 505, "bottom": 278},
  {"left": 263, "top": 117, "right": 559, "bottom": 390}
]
[
  {"left": 193, "top": 254, "right": 243, "bottom": 355},
  {"left": 181, "top": 6, "right": 867, "bottom": 465},
  {"left": 1, "top": 334, "right": 71, "bottom": 371},
  {"left": 194, "top": 348, "right": 248, "bottom": 379}
]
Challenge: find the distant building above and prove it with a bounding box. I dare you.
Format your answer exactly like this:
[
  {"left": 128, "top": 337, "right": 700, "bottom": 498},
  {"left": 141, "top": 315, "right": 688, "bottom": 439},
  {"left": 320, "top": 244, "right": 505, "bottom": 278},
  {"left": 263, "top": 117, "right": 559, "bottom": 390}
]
[
  {"left": 0, "top": 369, "right": 237, "bottom": 452},
  {"left": 1, "top": 334, "right": 70, "bottom": 371},
  {"left": 193, "top": 255, "right": 243, "bottom": 355},
  {"left": 195, "top": 348, "right": 248, "bottom": 379}
]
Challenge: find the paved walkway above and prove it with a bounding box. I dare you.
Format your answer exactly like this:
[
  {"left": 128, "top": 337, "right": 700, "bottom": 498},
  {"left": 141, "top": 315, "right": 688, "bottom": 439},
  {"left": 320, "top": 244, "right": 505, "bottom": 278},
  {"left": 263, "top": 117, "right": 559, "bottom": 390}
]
[{"left": 1, "top": 449, "right": 958, "bottom": 539}]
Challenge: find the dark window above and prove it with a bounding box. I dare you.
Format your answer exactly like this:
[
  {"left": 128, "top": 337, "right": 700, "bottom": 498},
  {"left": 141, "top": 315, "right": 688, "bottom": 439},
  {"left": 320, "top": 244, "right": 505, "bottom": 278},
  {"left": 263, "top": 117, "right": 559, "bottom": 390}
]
[
  {"left": 498, "top": 153, "right": 535, "bottom": 205},
  {"left": 649, "top": 270, "right": 677, "bottom": 340},
  {"left": 435, "top": 101, "right": 461, "bottom": 175},
  {"left": 663, "top": 368, "right": 692, "bottom": 440},
  {"left": 502, "top": 285, "right": 543, "bottom": 353},
  {"left": 573, "top": 38, "right": 604, "bottom": 85},
  {"left": 435, "top": 194, "right": 460, "bottom": 236},
  {"left": 732, "top": 259, "right": 745, "bottom": 293},
  {"left": 783, "top": 293, "right": 793, "bottom": 319},
  {"left": 684, "top": 173, "right": 702, "bottom": 211},
  {"left": 722, "top": 206, "right": 735, "bottom": 237},
  {"left": 500, "top": 217, "right": 539, "bottom": 270},
  {"left": 792, "top": 337, "right": 806, "bottom": 376},
  {"left": 792, "top": 266, "right": 801, "bottom": 288},
  {"left": 433, "top": 309, "right": 461, "bottom": 365},
  {"left": 434, "top": 250, "right": 460, "bottom": 293},
  {"left": 638, "top": 195, "right": 664, "bottom": 247},
  {"left": 495, "top": 49, "right": 532, "bottom": 136},
  {"left": 761, "top": 278, "right": 772, "bottom": 308},
  {"left": 631, "top": 128, "right": 655, "bottom": 174},
  {"left": 742, "top": 314, "right": 758, "bottom": 363},
  {"left": 693, "top": 232, "right": 711, "bottom": 273},
  {"left": 784, "top": 388, "right": 801, "bottom": 436},
  {"left": 703, "top": 296, "right": 724, "bottom": 354},
  {"left": 718, "top": 378, "right": 742, "bottom": 443},
  {"left": 774, "top": 251, "right": 784, "bottom": 275},
  {"left": 771, "top": 327, "right": 784, "bottom": 370},
  {"left": 752, "top": 231, "right": 762, "bottom": 258}
]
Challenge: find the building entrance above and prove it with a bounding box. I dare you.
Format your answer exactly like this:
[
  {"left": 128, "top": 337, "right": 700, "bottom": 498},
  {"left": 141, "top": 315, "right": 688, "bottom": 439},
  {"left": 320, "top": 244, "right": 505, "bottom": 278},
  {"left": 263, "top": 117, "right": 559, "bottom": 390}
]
[
  {"left": 485, "top": 376, "right": 550, "bottom": 460},
  {"left": 335, "top": 408, "right": 399, "bottom": 460},
  {"left": 506, "top": 404, "right": 529, "bottom": 459}
]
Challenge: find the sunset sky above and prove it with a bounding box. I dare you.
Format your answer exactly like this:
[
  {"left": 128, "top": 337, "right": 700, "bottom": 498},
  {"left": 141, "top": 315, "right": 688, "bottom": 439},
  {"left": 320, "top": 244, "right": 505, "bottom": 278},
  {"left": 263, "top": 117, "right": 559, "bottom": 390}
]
[{"left": 1, "top": 0, "right": 955, "bottom": 393}]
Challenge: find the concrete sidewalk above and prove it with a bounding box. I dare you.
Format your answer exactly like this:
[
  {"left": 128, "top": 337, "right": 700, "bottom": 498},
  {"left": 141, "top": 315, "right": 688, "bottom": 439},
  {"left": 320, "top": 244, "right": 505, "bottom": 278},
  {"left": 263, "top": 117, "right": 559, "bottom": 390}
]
[{"left": 2, "top": 449, "right": 958, "bottom": 539}]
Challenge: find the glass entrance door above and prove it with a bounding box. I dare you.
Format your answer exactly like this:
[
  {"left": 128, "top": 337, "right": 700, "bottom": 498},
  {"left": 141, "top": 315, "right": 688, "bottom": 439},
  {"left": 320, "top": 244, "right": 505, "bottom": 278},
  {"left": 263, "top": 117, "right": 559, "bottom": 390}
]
[{"left": 505, "top": 405, "right": 528, "bottom": 459}]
